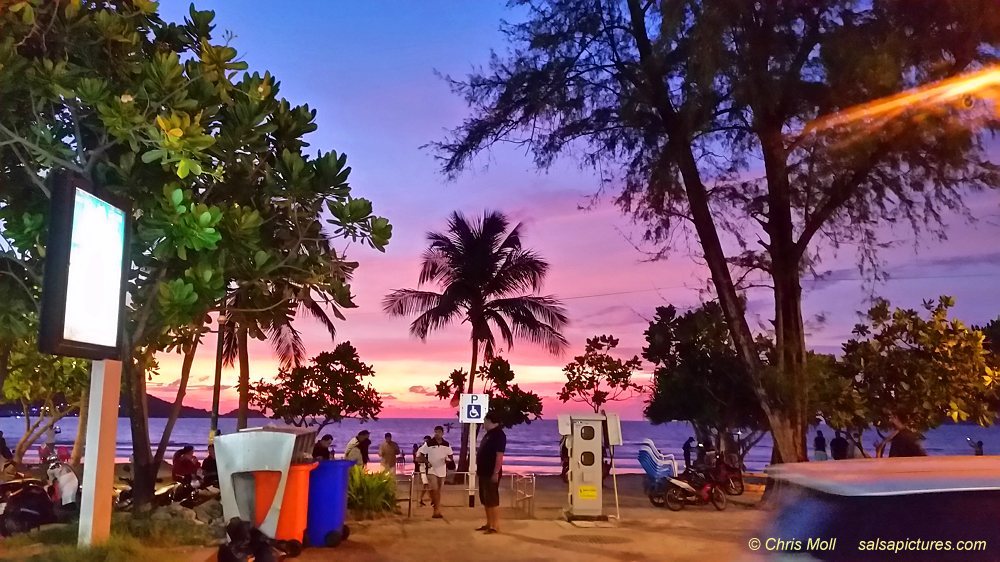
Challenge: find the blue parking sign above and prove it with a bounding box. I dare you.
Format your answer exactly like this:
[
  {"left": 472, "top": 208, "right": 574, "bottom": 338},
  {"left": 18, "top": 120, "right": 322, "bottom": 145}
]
[{"left": 459, "top": 393, "right": 490, "bottom": 423}]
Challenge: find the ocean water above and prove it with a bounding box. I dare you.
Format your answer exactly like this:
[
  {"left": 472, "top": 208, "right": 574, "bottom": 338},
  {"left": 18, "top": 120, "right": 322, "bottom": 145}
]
[{"left": 1, "top": 417, "right": 996, "bottom": 473}]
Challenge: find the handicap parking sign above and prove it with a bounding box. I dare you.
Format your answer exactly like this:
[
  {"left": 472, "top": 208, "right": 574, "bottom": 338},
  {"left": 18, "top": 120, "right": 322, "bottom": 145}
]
[{"left": 459, "top": 393, "right": 490, "bottom": 423}]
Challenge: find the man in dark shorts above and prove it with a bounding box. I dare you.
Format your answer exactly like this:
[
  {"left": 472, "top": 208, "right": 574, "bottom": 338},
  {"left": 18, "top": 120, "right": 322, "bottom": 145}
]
[{"left": 476, "top": 411, "right": 506, "bottom": 534}]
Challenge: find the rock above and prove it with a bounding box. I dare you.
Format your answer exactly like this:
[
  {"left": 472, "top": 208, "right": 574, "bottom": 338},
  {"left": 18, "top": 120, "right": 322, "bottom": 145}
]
[
  {"left": 193, "top": 499, "right": 223, "bottom": 524},
  {"left": 151, "top": 503, "right": 197, "bottom": 522},
  {"left": 35, "top": 523, "right": 70, "bottom": 533}
]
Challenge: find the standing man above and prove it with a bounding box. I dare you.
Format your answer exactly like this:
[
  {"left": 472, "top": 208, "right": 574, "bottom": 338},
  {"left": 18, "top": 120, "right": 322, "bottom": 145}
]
[
  {"left": 830, "top": 431, "right": 849, "bottom": 460},
  {"left": 813, "top": 430, "right": 828, "bottom": 461},
  {"left": 344, "top": 430, "right": 370, "bottom": 467},
  {"left": 417, "top": 426, "right": 453, "bottom": 519},
  {"left": 0, "top": 431, "right": 12, "bottom": 461},
  {"left": 476, "top": 412, "right": 506, "bottom": 534},
  {"left": 379, "top": 432, "right": 401, "bottom": 473},
  {"left": 313, "top": 434, "right": 334, "bottom": 461}
]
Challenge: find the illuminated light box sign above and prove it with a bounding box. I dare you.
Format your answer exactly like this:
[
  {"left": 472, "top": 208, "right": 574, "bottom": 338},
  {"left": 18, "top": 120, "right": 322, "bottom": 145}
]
[{"left": 39, "top": 174, "right": 130, "bottom": 360}]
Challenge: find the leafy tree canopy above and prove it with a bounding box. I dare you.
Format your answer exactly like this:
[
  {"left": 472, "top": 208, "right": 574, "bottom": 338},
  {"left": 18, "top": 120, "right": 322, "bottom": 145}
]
[
  {"left": 0, "top": 0, "right": 391, "bottom": 500},
  {"left": 2, "top": 314, "right": 89, "bottom": 462},
  {"left": 643, "top": 303, "right": 766, "bottom": 433},
  {"left": 431, "top": 0, "right": 1000, "bottom": 462},
  {"left": 817, "top": 296, "right": 999, "bottom": 433},
  {"left": 437, "top": 357, "right": 544, "bottom": 429},
  {"left": 250, "top": 342, "right": 382, "bottom": 432},
  {"left": 559, "top": 335, "right": 643, "bottom": 413}
]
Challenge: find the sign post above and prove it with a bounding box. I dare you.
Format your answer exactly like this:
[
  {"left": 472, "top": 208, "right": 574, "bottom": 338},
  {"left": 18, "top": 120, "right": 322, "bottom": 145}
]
[
  {"left": 77, "top": 360, "right": 121, "bottom": 545},
  {"left": 459, "top": 393, "right": 489, "bottom": 508},
  {"left": 38, "top": 174, "right": 130, "bottom": 547}
]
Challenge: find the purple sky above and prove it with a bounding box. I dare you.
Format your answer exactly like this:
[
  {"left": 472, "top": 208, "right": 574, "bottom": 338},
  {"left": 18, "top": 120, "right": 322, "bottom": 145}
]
[{"left": 151, "top": 2, "right": 1000, "bottom": 419}]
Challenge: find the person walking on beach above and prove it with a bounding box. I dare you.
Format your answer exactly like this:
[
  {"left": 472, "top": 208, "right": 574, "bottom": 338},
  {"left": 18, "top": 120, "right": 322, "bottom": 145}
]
[
  {"left": 476, "top": 412, "right": 506, "bottom": 534},
  {"left": 830, "top": 431, "right": 849, "bottom": 460},
  {"left": 0, "top": 431, "right": 12, "bottom": 461},
  {"left": 313, "top": 434, "right": 334, "bottom": 461},
  {"left": 417, "top": 426, "right": 453, "bottom": 519},
  {"left": 379, "top": 433, "right": 401, "bottom": 473},
  {"left": 344, "top": 430, "right": 370, "bottom": 467},
  {"left": 814, "top": 430, "right": 828, "bottom": 461},
  {"left": 414, "top": 436, "right": 432, "bottom": 506}
]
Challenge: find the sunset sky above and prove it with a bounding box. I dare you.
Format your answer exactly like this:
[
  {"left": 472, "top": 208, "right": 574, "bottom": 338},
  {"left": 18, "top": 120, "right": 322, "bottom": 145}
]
[{"left": 149, "top": 2, "right": 1000, "bottom": 420}]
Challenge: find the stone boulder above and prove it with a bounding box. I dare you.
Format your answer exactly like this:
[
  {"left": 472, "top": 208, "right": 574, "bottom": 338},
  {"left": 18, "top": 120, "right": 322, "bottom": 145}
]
[
  {"left": 193, "top": 499, "right": 223, "bottom": 524},
  {"left": 151, "top": 502, "right": 197, "bottom": 522}
]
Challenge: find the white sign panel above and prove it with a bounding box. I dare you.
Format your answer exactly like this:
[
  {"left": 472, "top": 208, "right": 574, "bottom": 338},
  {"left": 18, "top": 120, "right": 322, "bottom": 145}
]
[
  {"left": 63, "top": 188, "right": 127, "bottom": 347},
  {"left": 459, "top": 393, "right": 490, "bottom": 423}
]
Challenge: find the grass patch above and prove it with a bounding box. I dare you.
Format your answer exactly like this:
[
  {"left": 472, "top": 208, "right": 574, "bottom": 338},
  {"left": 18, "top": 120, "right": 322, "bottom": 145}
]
[
  {"left": 1, "top": 513, "right": 216, "bottom": 558},
  {"left": 11, "top": 535, "right": 145, "bottom": 562},
  {"left": 114, "top": 514, "right": 215, "bottom": 547}
]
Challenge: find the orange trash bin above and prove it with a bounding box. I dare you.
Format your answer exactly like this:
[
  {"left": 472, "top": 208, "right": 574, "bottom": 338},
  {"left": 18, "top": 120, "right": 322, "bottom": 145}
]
[{"left": 253, "top": 462, "right": 318, "bottom": 544}]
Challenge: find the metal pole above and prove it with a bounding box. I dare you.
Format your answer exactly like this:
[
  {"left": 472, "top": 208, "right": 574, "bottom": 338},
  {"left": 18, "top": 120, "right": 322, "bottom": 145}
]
[
  {"left": 468, "top": 422, "right": 478, "bottom": 507},
  {"left": 209, "top": 310, "right": 226, "bottom": 441}
]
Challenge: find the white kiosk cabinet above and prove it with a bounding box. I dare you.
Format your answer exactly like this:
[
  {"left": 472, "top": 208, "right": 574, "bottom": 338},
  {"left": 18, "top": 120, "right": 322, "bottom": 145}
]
[
  {"left": 558, "top": 412, "right": 623, "bottom": 520},
  {"left": 214, "top": 425, "right": 316, "bottom": 538}
]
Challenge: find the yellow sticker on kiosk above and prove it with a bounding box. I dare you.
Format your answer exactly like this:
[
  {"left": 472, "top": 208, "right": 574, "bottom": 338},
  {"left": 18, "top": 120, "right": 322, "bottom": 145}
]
[{"left": 578, "top": 485, "right": 597, "bottom": 499}]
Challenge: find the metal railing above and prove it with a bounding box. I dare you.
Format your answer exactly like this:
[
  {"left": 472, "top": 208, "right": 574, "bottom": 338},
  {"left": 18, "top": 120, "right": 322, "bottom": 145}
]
[{"left": 510, "top": 473, "right": 536, "bottom": 518}]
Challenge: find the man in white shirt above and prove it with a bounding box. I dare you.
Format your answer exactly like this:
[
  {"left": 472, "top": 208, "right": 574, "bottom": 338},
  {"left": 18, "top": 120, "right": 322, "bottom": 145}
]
[{"left": 416, "top": 425, "right": 453, "bottom": 519}]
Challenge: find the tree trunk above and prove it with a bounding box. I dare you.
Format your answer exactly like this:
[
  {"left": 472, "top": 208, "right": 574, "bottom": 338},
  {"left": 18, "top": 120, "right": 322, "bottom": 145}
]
[
  {"left": 763, "top": 130, "right": 809, "bottom": 463},
  {"left": 457, "top": 338, "right": 479, "bottom": 474},
  {"left": 154, "top": 339, "right": 199, "bottom": 468},
  {"left": 71, "top": 387, "right": 89, "bottom": 468},
  {"left": 125, "top": 352, "right": 156, "bottom": 510},
  {"left": 624, "top": 0, "right": 803, "bottom": 465},
  {"left": 673, "top": 140, "right": 800, "bottom": 462},
  {"left": 237, "top": 327, "right": 250, "bottom": 430}
]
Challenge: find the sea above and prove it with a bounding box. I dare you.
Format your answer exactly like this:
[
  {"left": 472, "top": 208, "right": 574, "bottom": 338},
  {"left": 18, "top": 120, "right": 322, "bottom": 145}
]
[{"left": 1, "top": 417, "right": 996, "bottom": 474}]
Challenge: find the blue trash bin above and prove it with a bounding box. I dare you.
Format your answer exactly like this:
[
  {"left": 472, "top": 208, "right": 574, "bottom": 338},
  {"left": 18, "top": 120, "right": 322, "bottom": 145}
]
[{"left": 306, "top": 460, "right": 353, "bottom": 547}]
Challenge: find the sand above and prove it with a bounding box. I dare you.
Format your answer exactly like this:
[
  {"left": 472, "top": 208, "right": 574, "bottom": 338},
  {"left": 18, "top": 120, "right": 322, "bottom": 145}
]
[
  {"left": 295, "top": 473, "right": 765, "bottom": 562},
  {"left": 3, "top": 473, "right": 765, "bottom": 561}
]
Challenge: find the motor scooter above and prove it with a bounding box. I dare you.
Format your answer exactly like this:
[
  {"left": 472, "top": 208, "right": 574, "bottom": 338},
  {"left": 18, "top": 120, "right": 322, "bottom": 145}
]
[{"left": 664, "top": 468, "right": 727, "bottom": 511}]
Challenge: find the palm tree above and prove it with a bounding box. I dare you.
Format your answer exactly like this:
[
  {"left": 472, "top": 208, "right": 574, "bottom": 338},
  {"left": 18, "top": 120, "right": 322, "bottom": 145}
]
[{"left": 383, "top": 210, "right": 569, "bottom": 468}]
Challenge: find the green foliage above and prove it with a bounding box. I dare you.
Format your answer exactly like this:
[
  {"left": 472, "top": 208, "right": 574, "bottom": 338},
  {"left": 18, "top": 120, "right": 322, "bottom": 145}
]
[
  {"left": 347, "top": 465, "right": 397, "bottom": 518},
  {"left": 642, "top": 304, "right": 767, "bottom": 434},
  {"left": 559, "top": 335, "right": 643, "bottom": 413},
  {"left": 1, "top": 513, "right": 214, "bottom": 561},
  {"left": 0, "top": 0, "right": 391, "bottom": 499},
  {"left": 9, "top": 537, "right": 144, "bottom": 562},
  {"left": 437, "top": 357, "right": 544, "bottom": 428},
  {"left": 2, "top": 315, "right": 90, "bottom": 462},
  {"left": 818, "top": 296, "right": 998, "bottom": 433},
  {"left": 250, "top": 342, "right": 383, "bottom": 431}
]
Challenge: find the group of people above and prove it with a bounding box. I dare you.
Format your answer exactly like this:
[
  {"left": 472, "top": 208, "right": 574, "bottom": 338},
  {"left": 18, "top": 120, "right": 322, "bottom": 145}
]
[
  {"left": 411, "top": 414, "right": 506, "bottom": 533},
  {"left": 311, "top": 431, "right": 404, "bottom": 473},
  {"left": 813, "top": 415, "right": 938, "bottom": 460},
  {"left": 171, "top": 443, "right": 218, "bottom": 487}
]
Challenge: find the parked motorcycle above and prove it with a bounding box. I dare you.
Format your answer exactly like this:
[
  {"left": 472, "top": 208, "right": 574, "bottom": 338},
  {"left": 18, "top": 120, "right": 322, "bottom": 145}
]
[
  {"left": 115, "top": 474, "right": 214, "bottom": 511},
  {"left": 703, "top": 452, "right": 744, "bottom": 496},
  {"left": 664, "top": 469, "right": 727, "bottom": 511},
  {"left": 0, "top": 479, "right": 57, "bottom": 536}
]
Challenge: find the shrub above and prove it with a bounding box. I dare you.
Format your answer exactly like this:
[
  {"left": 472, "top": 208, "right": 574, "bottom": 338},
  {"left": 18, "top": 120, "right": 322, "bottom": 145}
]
[{"left": 347, "top": 466, "right": 397, "bottom": 517}]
